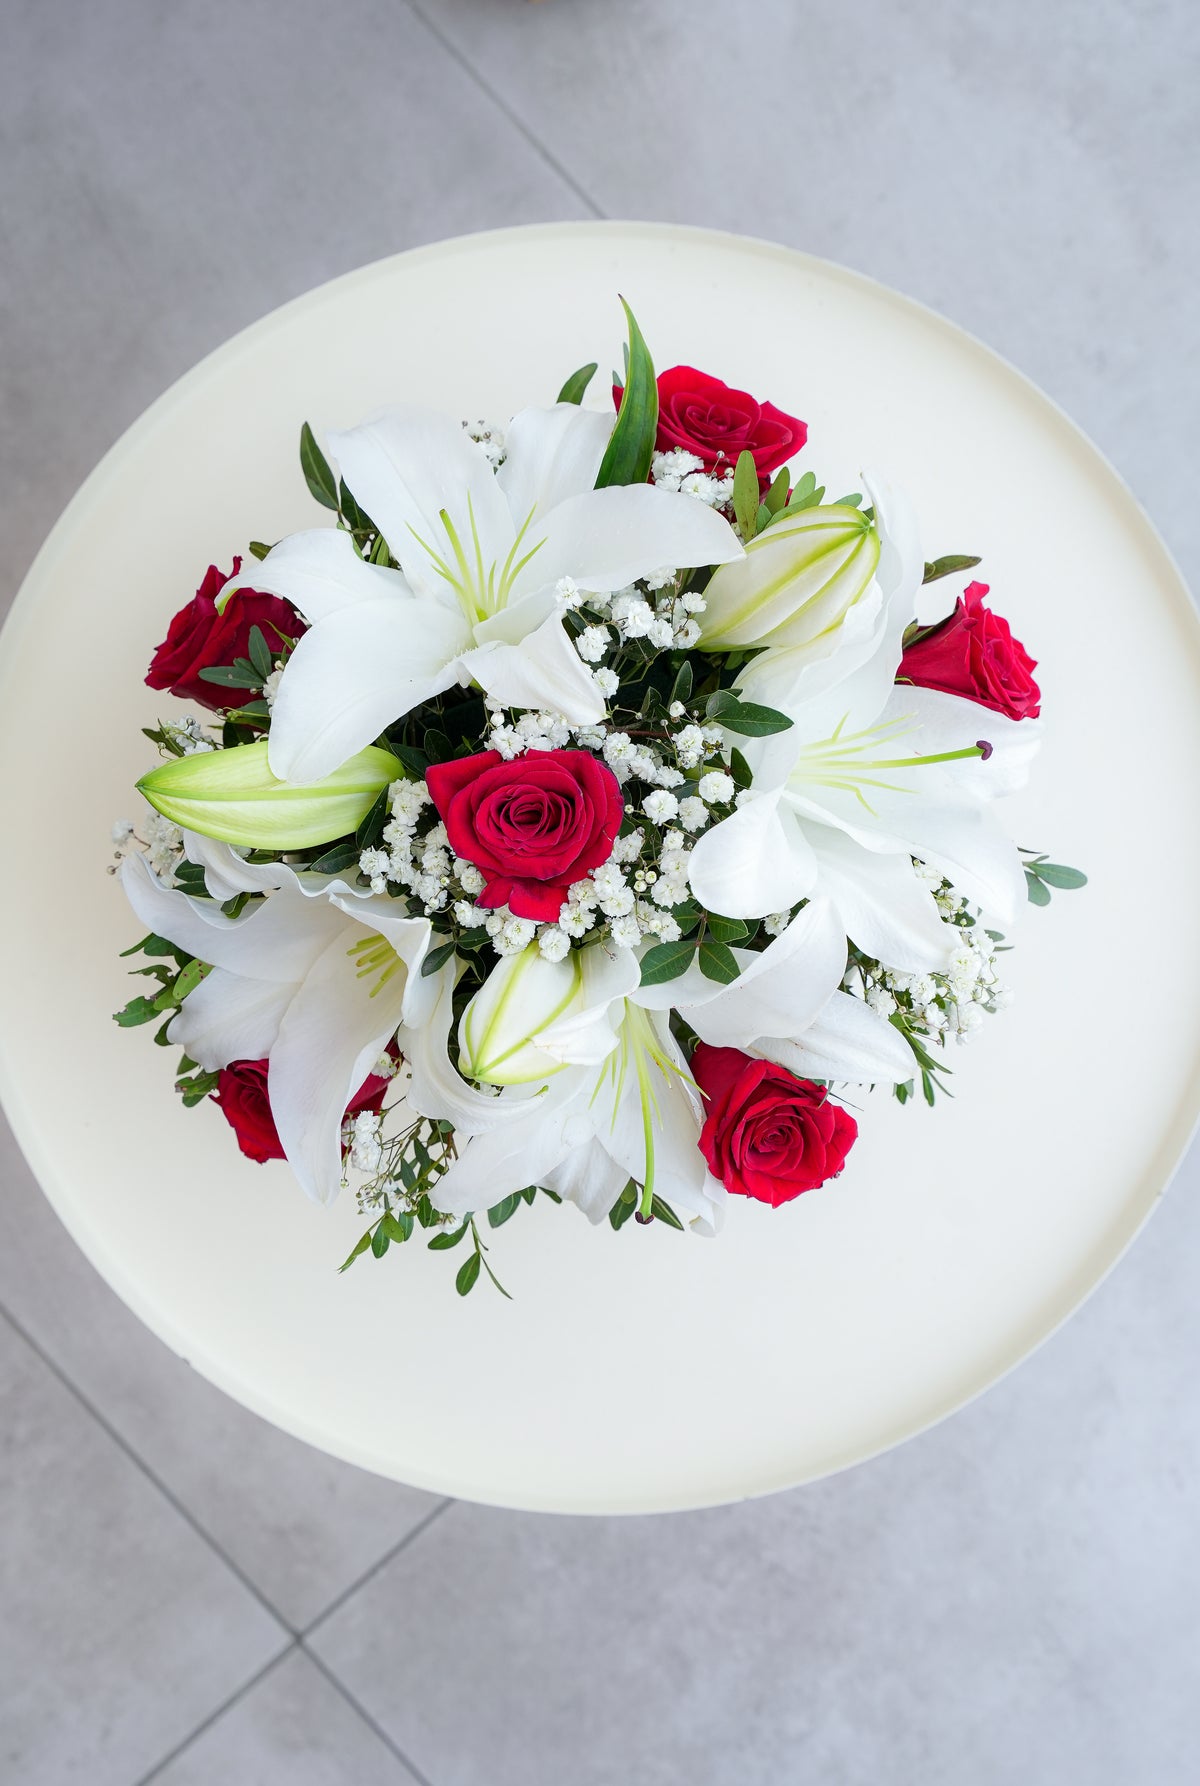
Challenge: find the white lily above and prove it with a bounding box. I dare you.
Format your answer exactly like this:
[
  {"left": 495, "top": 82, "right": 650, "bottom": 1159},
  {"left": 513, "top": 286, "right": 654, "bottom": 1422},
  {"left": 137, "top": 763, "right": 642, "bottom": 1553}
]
[
  {"left": 228, "top": 403, "right": 742, "bottom": 783},
  {"left": 690, "top": 482, "right": 1042, "bottom": 968},
  {"left": 120, "top": 842, "right": 434, "bottom": 1205},
  {"left": 431, "top": 898, "right": 913, "bottom": 1231}
]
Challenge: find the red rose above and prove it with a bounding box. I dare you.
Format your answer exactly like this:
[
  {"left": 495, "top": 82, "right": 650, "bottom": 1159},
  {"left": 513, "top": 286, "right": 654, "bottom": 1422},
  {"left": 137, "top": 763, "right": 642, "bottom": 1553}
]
[
  {"left": 692, "top": 1043, "right": 857, "bottom": 1206},
  {"left": 146, "top": 559, "right": 305, "bottom": 711},
  {"left": 899, "top": 582, "right": 1040, "bottom": 721},
  {"left": 615, "top": 366, "right": 807, "bottom": 480},
  {"left": 213, "top": 1058, "right": 390, "bottom": 1165},
  {"left": 426, "top": 748, "right": 624, "bottom": 923}
]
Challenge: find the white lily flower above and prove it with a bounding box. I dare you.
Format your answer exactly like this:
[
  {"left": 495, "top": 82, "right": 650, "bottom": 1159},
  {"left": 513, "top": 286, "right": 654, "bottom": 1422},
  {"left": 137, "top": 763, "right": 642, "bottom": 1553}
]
[
  {"left": 638, "top": 897, "right": 916, "bottom": 1086},
  {"left": 432, "top": 942, "right": 725, "bottom": 1232},
  {"left": 690, "top": 483, "right": 1043, "bottom": 969},
  {"left": 230, "top": 403, "right": 742, "bottom": 783},
  {"left": 120, "top": 844, "right": 434, "bottom": 1205},
  {"left": 433, "top": 898, "right": 913, "bottom": 1232}
]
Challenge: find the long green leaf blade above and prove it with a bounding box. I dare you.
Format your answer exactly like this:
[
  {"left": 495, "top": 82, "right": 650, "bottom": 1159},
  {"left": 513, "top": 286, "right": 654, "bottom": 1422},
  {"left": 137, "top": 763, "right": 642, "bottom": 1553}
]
[{"left": 595, "top": 300, "right": 658, "bottom": 489}]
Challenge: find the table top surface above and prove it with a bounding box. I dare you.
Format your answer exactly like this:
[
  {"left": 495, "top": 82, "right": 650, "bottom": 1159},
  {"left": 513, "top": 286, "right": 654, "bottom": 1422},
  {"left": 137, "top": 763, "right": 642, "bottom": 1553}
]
[{"left": 2, "top": 221, "right": 1198, "bottom": 1513}]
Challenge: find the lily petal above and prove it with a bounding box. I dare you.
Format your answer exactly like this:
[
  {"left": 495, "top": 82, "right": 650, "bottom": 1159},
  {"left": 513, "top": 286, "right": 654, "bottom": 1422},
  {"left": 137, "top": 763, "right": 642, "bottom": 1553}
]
[
  {"left": 168, "top": 967, "right": 294, "bottom": 1071},
  {"left": 402, "top": 962, "right": 539, "bottom": 1136},
  {"left": 508, "top": 483, "right": 743, "bottom": 604},
  {"left": 227, "top": 528, "right": 409, "bottom": 624},
  {"left": 687, "top": 788, "right": 818, "bottom": 919},
  {"left": 756, "top": 989, "right": 916, "bottom": 1085},
  {"left": 328, "top": 408, "right": 513, "bottom": 602},
  {"left": 120, "top": 856, "right": 331, "bottom": 982},
  {"left": 684, "top": 898, "right": 847, "bottom": 1047},
  {"left": 267, "top": 595, "right": 467, "bottom": 783},
  {"left": 268, "top": 920, "right": 409, "bottom": 1205},
  {"left": 806, "top": 823, "right": 956, "bottom": 972},
  {"left": 497, "top": 403, "right": 614, "bottom": 524},
  {"left": 457, "top": 610, "right": 605, "bottom": 724}
]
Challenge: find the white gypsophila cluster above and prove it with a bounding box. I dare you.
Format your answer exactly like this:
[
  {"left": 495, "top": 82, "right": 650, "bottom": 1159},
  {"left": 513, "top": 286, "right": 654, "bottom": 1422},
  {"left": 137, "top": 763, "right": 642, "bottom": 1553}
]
[
  {"left": 461, "top": 419, "right": 506, "bottom": 469},
  {"left": 559, "top": 572, "right": 706, "bottom": 666},
  {"left": 109, "top": 811, "right": 185, "bottom": 884},
  {"left": 263, "top": 665, "right": 284, "bottom": 709},
  {"left": 652, "top": 448, "right": 735, "bottom": 510},
  {"left": 843, "top": 867, "right": 1011, "bottom": 1045},
  {"left": 344, "top": 1109, "right": 384, "bottom": 1175},
  {"left": 356, "top": 696, "right": 739, "bottom": 962},
  {"left": 161, "top": 716, "right": 217, "bottom": 755}
]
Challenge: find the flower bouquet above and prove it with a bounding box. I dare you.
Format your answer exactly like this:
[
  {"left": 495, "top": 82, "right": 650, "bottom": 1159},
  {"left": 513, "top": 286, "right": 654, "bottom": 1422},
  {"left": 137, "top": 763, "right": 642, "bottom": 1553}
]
[{"left": 113, "top": 303, "right": 1083, "bottom": 1296}]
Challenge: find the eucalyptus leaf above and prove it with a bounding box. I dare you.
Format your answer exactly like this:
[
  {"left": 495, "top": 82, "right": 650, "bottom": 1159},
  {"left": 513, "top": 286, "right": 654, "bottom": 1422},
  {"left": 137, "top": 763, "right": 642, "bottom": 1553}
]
[
  {"left": 421, "top": 940, "right": 458, "bottom": 979},
  {"left": 922, "top": 554, "right": 982, "bottom": 584},
  {"left": 455, "top": 1251, "right": 482, "bottom": 1296},
  {"left": 698, "top": 938, "right": 740, "bottom": 983},
  {"left": 639, "top": 938, "right": 697, "bottom": 986},
  {"left": 719, "top": 701, "right": 793, "bottom": 737},
  {"left": 1025, "top": 872, "right": 1052, "bottom": 906},
  {"left": 1030, "top": 862, "right": 1088, "bottom": 890}
]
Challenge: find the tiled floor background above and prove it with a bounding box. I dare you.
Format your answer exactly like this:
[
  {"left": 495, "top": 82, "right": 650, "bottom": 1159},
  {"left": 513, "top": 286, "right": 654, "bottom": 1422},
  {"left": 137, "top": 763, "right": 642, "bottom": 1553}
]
[{"left": 2, "top": 2, "right": 1198, "bottom": 1780}]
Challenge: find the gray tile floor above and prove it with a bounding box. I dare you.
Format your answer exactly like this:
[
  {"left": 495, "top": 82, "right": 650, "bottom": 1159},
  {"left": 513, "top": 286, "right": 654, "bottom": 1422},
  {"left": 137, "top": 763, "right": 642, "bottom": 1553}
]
[{"left": 2, "top": 2, "right": 1198, "bottom": 1779}]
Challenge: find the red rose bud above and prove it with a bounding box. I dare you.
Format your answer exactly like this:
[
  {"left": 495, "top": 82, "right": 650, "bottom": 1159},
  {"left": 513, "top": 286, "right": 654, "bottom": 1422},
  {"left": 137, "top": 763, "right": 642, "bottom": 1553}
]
[
  {"left": 692, "top": 1043, "right": 857, "bottom": 1206},
  {"left": 615, "top": 365, "right": 807, "bottom": 481},
  {"left": 213, "top": 1058, "right": 390, "bottom": 1165},
  {"left": 899, "top": 582, "right": 1040, "bottom": 721},
  {"left": 146, "top": 559, "right": 306, "bottom": 711},
  {"left": 426, "top": 748, "right": 625, "bottom": 924}
]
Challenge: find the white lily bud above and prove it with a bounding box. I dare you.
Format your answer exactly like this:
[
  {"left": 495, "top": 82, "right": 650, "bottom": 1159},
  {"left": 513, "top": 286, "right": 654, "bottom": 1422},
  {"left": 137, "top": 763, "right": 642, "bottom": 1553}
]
[
  {"left": 697, "top": 504, "right": 880, "bottom": 650},
  {"left": 458, "top": 945, "right": 586, "bottom": 1086},
  {"left": 139, "top": 740, "right": 403, "bottom": 849}
]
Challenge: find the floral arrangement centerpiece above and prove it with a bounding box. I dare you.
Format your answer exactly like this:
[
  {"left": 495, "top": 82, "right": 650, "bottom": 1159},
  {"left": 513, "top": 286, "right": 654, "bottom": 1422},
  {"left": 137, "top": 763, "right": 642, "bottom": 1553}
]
[{"left": 113, "top": 304, "right": 1083, "bottom": 1296}]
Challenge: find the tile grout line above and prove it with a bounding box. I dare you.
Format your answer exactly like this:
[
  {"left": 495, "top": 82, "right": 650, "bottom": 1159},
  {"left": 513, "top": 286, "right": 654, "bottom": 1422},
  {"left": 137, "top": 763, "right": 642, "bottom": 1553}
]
[
  {"left": 0, "top": 1299, "right": 295, "bottom": 1635},
  {"left": 401, "top": 0, "right": 606, "bottom": 220},
  {"left": 301, "top": 1496, "right": 455, "bottom": 1641},
  {"left": 131, "top": 1644, "right": 300, "bottom": 1786},
  {"left": 302, "top": 1642, "right": 438, "bottom": 1786}
]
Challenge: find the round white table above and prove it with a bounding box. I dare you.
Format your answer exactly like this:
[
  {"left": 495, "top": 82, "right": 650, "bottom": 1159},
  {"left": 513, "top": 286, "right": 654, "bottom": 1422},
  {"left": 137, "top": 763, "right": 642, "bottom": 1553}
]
[{"left": 1, "top": 223, "right": 1197, "bottom": 1513}]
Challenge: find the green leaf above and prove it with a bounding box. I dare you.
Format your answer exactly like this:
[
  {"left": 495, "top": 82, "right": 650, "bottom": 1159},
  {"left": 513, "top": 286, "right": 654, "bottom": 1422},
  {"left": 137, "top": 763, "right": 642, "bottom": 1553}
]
[
  {"left": 609, "top": 1195, "right": 636, "bottom": 1230},
  {"left": 246, "top": 626, "right": 274, "bottom": 684},
  {"left": 300, "top": 422, "right": 339, "bottom": 511},
  {"left": 670, "top": 659, "right": 694, "bottom": 705},
  {"left": 369, "top": 530, "right": 391, "bottom": 566},
  {"left": 639, "top": 938, "right": 697, "bottom": 986},
  {"left": 114, "top": 995, "right": 162, "bottom": 1027},
  {"left": 338, "top": 1230, "right": 374, "bottom": 1272},
  {"left": 733, "top": 449, "right": 760, "bottom": 540},
  {"left": 139, "top": 740, "right": 403, "bottom": 850},
  {"left": 355, "top": 786, "right": 389, "bottom": 849},
  {"left": 392, "top": 743, "right": 430, "bottom": 778},
  {"left": 455, "top": 1251, "right": 482, "bottom": 1296},
  {"left": 705, "top": 688, "right": 740, "bottom": 721},
  {"left": 487, "top": 1193, "right": 521, "bottom": 1229},
  {"left": 698, "top": 938, "right": 740, "bottom": 983},
  {"left": 595, "top": 299, "right": 658, "bottom": 489},
  {"left": 421, "top": 940, "right": 458, "bottom": 978},
  {"left": 764, "top": 467, "right": 791, "bottom": 515},
  {"left": 557, "top": 362, "right": 598, "bottom": 405},
  {"left": 173, "top": 958, "right": 207, "bottom": 1002},
  {"left": 197, "top": 663, "right": 263, "bottom": 689},
  {"left": 428, "top": 1221, "right": 469, "bottom": 1250},
  {"left": 1025, "top": 872, "right": 1052, "bottom": 906},
  {"left": 370, "top": 1225, "right": 390, "bottom": 1259},
  {"left": 380, "top": 1211, "right": 412, "bottom": 1244},
  {"left": 307, "top": 842, "right": 362, "bottom": 875},
  {"left": 649, "top": 1194, "right": 685, "bottom": 1231},
  {"left": 729, "top": 747, "right": 753, "bottom": 790},
  {"left": 1029, "top": 861, "right": 1088, "bottom": 890},
  {"left": 704, "top": 913, "right": 749, "bottom": 944},
  {"left": 922, "top": 554, "right": 982, "bottom": 584},
  {"left": 247, "top": 540, "right": 272, "bottom": 562},
  {"left": 720, "top": 701, "right": 793, "bottom": 737}
]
